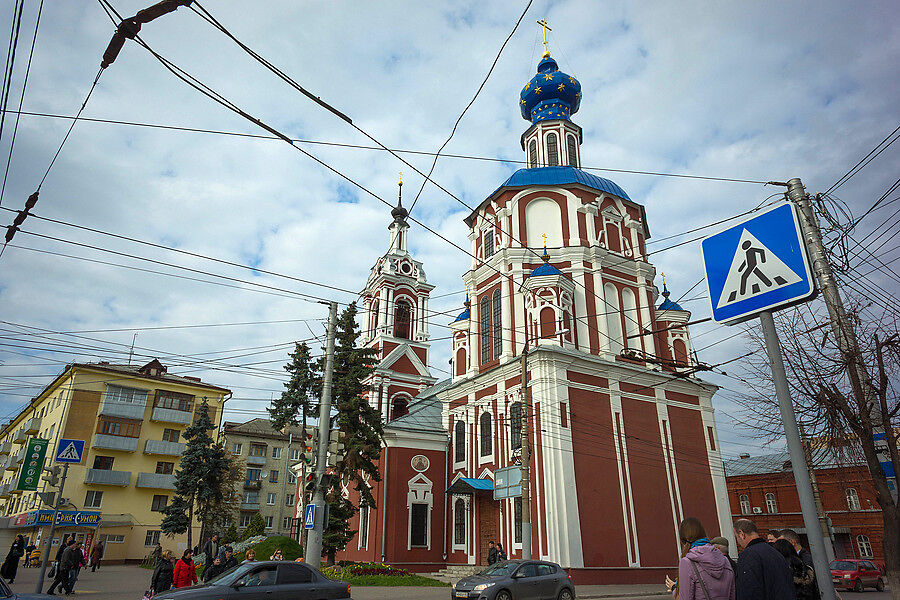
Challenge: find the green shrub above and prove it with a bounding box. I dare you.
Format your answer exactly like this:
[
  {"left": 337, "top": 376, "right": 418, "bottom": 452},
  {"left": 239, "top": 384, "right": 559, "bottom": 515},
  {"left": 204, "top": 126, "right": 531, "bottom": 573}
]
[
  {"left": 235, "top": 535, "right": 303, "bottom": 562},
  {"left": 241, "top": 513, "right": 266, "bottom": 540}
]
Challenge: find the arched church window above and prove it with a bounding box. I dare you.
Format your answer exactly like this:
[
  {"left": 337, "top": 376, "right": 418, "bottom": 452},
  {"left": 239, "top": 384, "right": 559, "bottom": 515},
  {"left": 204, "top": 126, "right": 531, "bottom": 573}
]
[
  {"left": 480, "top": 295, "right": 492, "bottom": 364},
  {"left": 454, "top": 498, "right": 466, "bottom": 545},
  {"left": 454, "top": 420, "right": 465, "bottom": 463},
  {"left": 510, "top": 402, "right": 522, "bottom": 450},
  {"left": 372, "top": 300, "right": 379, "bottom": 333},
  {"left": 529, "top": 139, "right": 538, "bottom": 168},
  {"left": 547, "top": 133, "right": 559, "bottom": 166},
  {"left": 567, "top": 134, "right": 578, "bottom": 167},
  {"left": 539, "top": 306, "right": 556, "bottom": 340},
  {"left": 455, "top": 347, "right": 466, "bottom": 377},
  {"left": 604, "top": 283, "right": 624, "bottom": 354},
  {"left": 621, "top": 288, "right": 640, "bottom": 350},
  {"left": 394, "top": 299, "right": 411, "bottom": 339},
  {"left": 673, "top": 339, "right": 688, "bottom": 366},
  {"left": 391, "top": 395, "right": 409, "bottom": 420},
  {"left": 492, "top": 289, "right": 502, "bottom": 359},
  {"left": 480, "top": 412, "right": 492, "bottom": 456}
]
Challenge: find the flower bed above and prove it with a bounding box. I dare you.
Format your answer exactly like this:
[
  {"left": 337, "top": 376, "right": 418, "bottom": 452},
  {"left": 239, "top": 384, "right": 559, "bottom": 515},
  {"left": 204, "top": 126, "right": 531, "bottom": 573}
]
[{"left": 322, "top": 561, "right": 410, "bottom": 579}]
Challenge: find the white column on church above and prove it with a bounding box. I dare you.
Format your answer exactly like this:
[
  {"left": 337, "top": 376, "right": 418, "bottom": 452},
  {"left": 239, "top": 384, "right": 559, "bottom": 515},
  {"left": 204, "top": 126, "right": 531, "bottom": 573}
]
[
  {"left": 379, "top": 287, "right": 389, "bottom": 336},
  {"left": 423, "top": 296, "right": 430, "bottom": 339},
  {"left": 638, "top": 282, "right": 656, "bottom": 356},
  {"left": 385, "top": 288, "right": 394, "bottom": 335}
]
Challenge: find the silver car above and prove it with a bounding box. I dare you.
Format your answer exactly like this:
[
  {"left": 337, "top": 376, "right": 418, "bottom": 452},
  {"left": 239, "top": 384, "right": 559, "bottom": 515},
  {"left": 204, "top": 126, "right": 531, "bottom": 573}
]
[{"left": 451, "top": 560, "right": 575, "bottom": 600}]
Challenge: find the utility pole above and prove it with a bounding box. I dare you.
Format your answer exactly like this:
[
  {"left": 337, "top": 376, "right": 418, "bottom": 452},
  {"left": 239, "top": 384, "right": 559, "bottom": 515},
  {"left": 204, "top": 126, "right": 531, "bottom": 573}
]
[
  {"left": 787, "top": 178, "right": 897, "bottom": 501},
  {"left": 277, "top": 430, "right": 292, "bottom": 536},
  {"left": 303, "top": 301, "right": 337, "bottom": 569},
  {"left": 800, "top": 427, "right": 835, "bottom": 562},
  {"left": 519, "top": 333, "right": 532, "bottom": 560},
  {"left": 36, "top": 463, "right": 68, "bottom": 594}
]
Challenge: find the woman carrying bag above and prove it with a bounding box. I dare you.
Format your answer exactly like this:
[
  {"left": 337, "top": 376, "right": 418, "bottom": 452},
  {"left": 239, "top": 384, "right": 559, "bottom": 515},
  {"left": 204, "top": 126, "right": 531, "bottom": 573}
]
[{"left": 676, "top": 517, "right": 735, "bottom": 600}]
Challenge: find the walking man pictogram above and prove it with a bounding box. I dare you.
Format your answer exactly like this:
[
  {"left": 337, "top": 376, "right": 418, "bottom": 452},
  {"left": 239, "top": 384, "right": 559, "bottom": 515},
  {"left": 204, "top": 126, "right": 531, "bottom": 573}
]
[{"left": 729, "top": 240, "right": 788, "bottom": 302}]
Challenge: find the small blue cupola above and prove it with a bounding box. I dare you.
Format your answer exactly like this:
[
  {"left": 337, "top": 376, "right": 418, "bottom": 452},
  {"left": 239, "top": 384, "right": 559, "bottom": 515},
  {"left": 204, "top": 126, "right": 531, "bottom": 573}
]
[
  {"left": 453, "top": 296, "right": 471, "bottom": 322},
  {"left": 657, "top": 276, "right": 685, "bottom": 311},
  {"left": 530, "top": 246, "right": 563, "bottom": 278}
]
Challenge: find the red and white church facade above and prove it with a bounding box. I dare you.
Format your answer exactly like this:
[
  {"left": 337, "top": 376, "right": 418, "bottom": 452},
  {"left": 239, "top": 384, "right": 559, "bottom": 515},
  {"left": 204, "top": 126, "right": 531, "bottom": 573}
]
[{"left": 298, "top": 49, "right": 733, "bottom": 583}]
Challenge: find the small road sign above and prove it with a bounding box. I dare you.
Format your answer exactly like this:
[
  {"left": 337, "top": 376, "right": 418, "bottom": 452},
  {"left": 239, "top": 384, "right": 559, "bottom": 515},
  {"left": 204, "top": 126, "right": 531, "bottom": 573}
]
[
  {"left": 304, "top": 504, "right": 315, "bottom": 530},
  {"left": 55, "top": 439, "right": 85, "bottom": 463},
  {"left": 701, "top": 202, "right": 814, "bottom": 324},
  {"left": 494, "top": 465, "right": 522, "bottom": 500}
]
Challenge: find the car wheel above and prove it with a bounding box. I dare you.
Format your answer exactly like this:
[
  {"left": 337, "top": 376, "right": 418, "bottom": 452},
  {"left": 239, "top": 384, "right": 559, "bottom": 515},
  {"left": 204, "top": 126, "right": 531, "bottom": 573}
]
[
  {"left": 853, "top": 578, "right": 864, "bottom": 593},
  {"left": 496, "top": 591, "right": 513, "bottom": 600},
  {"left": 876, "top": 578, "right": 885, "bottom": 592},
  {"left": 558, "top": 588, "right": 574, "bottom": 600}
]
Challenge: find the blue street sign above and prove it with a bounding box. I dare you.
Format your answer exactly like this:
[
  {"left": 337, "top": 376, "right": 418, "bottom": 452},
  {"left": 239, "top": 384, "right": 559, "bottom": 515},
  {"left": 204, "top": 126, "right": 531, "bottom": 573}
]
[
  {"left": 54, "top": 439, "right": 85, "bottom": 463},
  {"left": 701, "top": 203, "right": 815, "bottom": 324},
  {"left": 304, "top": 504, "right": 315, "bottom": 530}
]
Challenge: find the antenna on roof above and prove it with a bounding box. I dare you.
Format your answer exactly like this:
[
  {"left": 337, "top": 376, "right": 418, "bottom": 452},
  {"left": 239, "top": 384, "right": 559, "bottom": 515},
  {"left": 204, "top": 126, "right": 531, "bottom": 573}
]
[{"left": 128, "top": 333, "right": 138, "bottom": 365}]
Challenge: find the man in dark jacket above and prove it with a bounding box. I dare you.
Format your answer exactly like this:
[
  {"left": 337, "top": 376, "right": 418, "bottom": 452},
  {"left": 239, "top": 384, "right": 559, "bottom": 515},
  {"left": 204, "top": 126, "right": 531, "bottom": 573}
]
[
  {"left": 487, "top": 541, "right": 498, "bottom": 565},
  {"left": 47, "top": 539, "right": 77, "bottom": 595},
  {"left": 778, "top": 529, "right": 814, "bottom": 570},
  {"left": 203, "top": 547, "right": 238, "bottom": 582},
  {"left": 735, "top": 519, "right": 796, "bottom": 600},
  {"left": 201, "top": 533, "right": 219, "bottom": 567}
]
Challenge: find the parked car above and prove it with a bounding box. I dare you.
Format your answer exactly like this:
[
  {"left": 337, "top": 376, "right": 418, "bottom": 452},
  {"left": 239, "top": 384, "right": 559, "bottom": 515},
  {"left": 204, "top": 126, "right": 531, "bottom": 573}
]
[
  {"left": 0, "top": 576, "right": 55, "bottom": 599},
  {"left": 151, "top": 561, "right": 352, "bottom": 600},
  {"left": 451, "top": 559, "right": 575, "bottom": 600},
  {"left": 829, "top": 559, "right": 885, "bottom": 592}
]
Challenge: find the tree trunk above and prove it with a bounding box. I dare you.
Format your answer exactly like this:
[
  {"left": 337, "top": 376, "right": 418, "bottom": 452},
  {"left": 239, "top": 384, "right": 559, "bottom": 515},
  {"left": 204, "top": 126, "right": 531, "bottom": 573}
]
[
  {"left": 883, "top": 505, "right": 900, "bottom": 600},
  {"left": 187, "top": 499, "right": 194, "bottom": 552}
]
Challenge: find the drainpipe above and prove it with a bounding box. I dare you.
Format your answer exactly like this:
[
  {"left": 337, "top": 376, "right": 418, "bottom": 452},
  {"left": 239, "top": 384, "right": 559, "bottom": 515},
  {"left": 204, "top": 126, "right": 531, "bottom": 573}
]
[
  {"left": 380, "top": 445, "right": 389, "bottom": 563},
  {"left": 442, "top": 435, "right": 449, "bottom": 561}
]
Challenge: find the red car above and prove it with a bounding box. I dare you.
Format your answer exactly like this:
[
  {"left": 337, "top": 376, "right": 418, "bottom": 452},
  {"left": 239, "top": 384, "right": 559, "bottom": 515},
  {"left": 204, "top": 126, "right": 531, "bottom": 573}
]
[{"left": 830, "top": 559, "right": 886, "bottom": 592}]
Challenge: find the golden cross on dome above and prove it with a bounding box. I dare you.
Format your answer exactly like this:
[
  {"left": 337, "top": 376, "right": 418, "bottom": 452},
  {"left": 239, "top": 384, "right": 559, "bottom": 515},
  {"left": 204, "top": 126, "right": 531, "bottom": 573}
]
[
  {"left": 399, "top": 172, "right": 403, "bottom": 186},
  {"left": 542, "top": 233, "right": 548, "bottom": 248},
  {"left": 537, "top": 18, "right": 552, "bottom": 57},
  {"left": 661, "top": 272, "right": 667, "bottom": 286}
]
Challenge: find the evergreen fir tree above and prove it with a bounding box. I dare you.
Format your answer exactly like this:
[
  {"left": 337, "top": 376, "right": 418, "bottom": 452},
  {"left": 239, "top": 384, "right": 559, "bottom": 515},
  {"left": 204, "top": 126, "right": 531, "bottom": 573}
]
[
  {"left": 241, "top": 512, "right": 266, "bottom": 540},
  {"left": 323, "top": 491, "right": 356, "bottom": 565},
  {"left": 160, "top": 397, "right": 234, "bottom": 549},
  {"left": 268, "top": 341, "right": 320, "bottom": 431}
]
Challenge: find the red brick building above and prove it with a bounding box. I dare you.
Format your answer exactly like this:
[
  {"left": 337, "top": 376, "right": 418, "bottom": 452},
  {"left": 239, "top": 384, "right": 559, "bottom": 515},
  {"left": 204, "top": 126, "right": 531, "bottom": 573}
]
[{"left": 724, "top": 451, "right": 885, "bottom": 567}]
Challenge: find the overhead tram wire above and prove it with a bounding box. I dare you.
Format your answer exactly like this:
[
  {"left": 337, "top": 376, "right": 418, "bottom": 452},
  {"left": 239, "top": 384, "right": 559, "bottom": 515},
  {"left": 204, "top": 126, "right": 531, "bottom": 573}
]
[
  {"left": 824, "top": 122, "right": 900, "bottom": 195},
  {"left": 0, "top": 107, "right": 771, "bottom": 186},
  {"left": 0, "top": 0, "right": 26, "bottom": 194}
]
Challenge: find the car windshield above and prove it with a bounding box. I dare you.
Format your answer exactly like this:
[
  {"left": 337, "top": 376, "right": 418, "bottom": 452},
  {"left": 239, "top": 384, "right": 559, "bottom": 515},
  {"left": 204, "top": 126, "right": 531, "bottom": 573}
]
[
  {"left": 479, "top": 562, "right": 518, "bottom": 577},
  {"left": 208, "top": 563, "right": 251, "bottom": 586},
  {"left": 830, "top": 561, "right": 856, "bottom": 571}
]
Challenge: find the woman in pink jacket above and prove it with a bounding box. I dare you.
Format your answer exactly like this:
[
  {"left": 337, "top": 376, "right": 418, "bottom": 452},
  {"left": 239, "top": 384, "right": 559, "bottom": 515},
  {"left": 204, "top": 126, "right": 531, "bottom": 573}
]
[{"left": 676, "top": 517, "right": 736, "bottom": 600}]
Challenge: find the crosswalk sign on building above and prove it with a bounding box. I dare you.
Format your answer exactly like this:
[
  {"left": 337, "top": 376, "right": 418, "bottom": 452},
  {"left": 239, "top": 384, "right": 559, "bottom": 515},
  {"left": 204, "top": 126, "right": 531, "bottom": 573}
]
[
  {"left": 55, "top": 438, "right": 85, "bottom": 463},
  {"left": 702, "top": 202, "right": 815, "bottom": 324}
]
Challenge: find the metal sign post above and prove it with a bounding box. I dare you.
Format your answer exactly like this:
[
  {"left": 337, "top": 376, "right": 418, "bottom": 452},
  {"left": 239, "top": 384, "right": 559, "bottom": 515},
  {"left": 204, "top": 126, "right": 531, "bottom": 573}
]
[{"left": 35, "top": 462, "right": 68, "bottom": 594}]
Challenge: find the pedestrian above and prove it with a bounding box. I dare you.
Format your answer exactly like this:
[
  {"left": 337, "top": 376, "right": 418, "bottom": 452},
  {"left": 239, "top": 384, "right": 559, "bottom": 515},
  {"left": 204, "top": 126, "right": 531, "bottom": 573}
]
[
  {"left": 776, "top": 530, "right": 813, "bottom": 570},
  {"left": 734, "top": 519, "right": 795, "bottom": 600},
  {"left": 269, "top": 548, "right": 283, "bottom": 561},
  {"left": 773, "top": 539, "right": 816, "bottom": 600},
  {"left": 47, "top": 538, "right": 77, "bottom": 595},
  {"left": 766, "top": 531, "right": 779, "bottom": 545},
  {"left": 67, "top": 540, "right": 85, "bottom": 593},
  {"left": 487, "top": 541, "right": 498, "bottom": 565},
  {"left": 203, "top": 547, "right": 238, "bottom": 582},
  {"left": 89, "top": 540, "right": 104, "bottom": 572},
  {"left": 201, "top": 533, "right": 219, "bottom": 567},
  {"left": 710, "top": 536, "right": 739, "bottom": 573},
  {"left": 150, "top": 550, "right": 175, "bottom": 594},
  {"left": 173, "top": 549, "right": 198, "bottom": 588},
  {"left": 23, "top": 541, "right": 35, "bottom": 569},
  {"left": 242, "top": 549, "right": 256, "bottom": 564},
  {"left": 1, "top": 534, "right": 25, "bottom": 583},
  {"left": 676, "top": 517, "right": 735, "bottom": 600},
  {"left": 151, "top": 542, "right": 162, "bottom": 563},
  {"left": 497, "top": 543, "right": 507, "bottom": 561}
]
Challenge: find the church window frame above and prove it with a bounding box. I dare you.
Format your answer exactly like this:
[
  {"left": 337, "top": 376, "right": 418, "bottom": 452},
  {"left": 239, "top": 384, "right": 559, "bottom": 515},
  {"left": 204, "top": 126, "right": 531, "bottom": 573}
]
[
  {"left": 513, "top": 496, "right": 523, "bottom": 544},
  {"left": 391, "top": 394, "right": 410, "bottom": 421},
  {"left": 856, "top": 534, "right": 873, "bottom": 558},
  {"left": 371, "top": 299, "right": 379, "bottom": 334},
  {"left": 492, "top": 289, "right": 502, "bottom": 358},
  {"left": 528, "top": 139, "right": 538, "bottom": 168},
  {"left": 480, "top": 295, "right": 492, "bottom": 364},
  {"left": 454, "top": 420, "right": 466, "bottom": 465},
  {"left": 604, "top": 283, "right": 624, "bottom": 354},
  {"left": 510, "top": 402, "right": 522, "bottom": 450},
  {"left": 479, "top": 412, "right": 492, "bottom": 457},
  {"left": 394, "top": 297, "right": 412, "bottom": 339},
  {"left": 566, "top": 134, "right": 578, "bottom": 167},
  {"left": 546, "top": 132, "right": 559, "bottom": 166},
  {"left": 453, "top": 497, "right": 466, "bottom": 547},
  {"left": 483, "top": 229, "right": 495, "bottom": 259}
]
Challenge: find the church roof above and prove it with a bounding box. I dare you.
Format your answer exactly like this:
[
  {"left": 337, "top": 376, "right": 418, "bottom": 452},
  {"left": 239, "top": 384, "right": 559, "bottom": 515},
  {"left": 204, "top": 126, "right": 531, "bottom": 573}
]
[
  {"left": 657, "top": 282, "right": 685, "bottom": 311},
  {"left": 384, "top": 379, "right": 452, "bottom": 434},
  {"left": 519, "top": 54, "right": 582, "bottom": 124},
  {"left": 529, "top": 247, "right": 562, "bottom": 277},
  {"left": 488, "top": 166, "right": 631, "bottom": 202}
]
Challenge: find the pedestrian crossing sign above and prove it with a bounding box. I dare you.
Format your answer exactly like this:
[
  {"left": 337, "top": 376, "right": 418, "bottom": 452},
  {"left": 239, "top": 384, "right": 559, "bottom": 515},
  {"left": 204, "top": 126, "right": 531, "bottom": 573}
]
[
  {"left": 55, "top": 439, "right": 85, "bottom": 463},
  {"left": 701, "top": 202, "right": 815, "bottom": 325},
  {"left": 304, "top": 504, "right": 315, "bottom": 530}
]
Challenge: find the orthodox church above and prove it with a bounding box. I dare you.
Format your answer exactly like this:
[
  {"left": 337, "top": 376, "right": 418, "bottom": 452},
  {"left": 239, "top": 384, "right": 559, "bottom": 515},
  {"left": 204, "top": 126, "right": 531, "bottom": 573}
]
[{"left": 313, "top": 38, "right": 732, "bottom": 583}]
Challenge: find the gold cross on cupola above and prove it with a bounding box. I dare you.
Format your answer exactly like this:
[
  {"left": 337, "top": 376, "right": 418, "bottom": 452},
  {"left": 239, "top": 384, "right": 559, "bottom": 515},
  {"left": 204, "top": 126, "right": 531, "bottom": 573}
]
[
  {"left": 542, "top": 233, "right": 548, "bottom": 249},
  {"left": 537, "top": 18, "right": 552, "bottom": 57}
]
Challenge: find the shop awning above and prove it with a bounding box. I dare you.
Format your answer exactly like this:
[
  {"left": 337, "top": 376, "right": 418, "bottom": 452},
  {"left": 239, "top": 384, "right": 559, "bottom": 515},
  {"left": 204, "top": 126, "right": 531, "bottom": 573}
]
[{"left": 446, "top": 477, "right": 494, "bottom": 495}]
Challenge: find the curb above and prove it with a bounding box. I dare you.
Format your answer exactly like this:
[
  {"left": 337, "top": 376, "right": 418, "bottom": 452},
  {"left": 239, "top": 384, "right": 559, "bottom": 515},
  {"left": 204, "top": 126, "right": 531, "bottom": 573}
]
[{"left": 578, "top": 592, "right": 671, "bottom": 599}]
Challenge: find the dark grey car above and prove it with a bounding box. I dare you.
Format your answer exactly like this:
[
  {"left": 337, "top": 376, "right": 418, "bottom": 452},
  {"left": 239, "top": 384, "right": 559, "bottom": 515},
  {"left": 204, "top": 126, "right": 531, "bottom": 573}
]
[
  {"left": 451, "top": 560, "right": 575, "bottom": 600},
  {"left": 151, "top": 561, "right": 351, "bottom": 600}
]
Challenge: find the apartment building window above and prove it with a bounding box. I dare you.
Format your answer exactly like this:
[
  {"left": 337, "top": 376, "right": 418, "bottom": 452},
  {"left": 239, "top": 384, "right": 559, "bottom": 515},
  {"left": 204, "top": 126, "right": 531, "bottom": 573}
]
[
  {"left": 162, "top": 429, "right": 180, "bottom": 443},
  {"left": 232, "top": 442, "right": 243, "bottom": 455},
  {"left": 106, "top": 385, "right": 148, "bottom": 405},
  {"left": 155, "top": 390, "right": 194, "bottom": 412},
  {"left": 269, "top": 470, "right": 279, "bottom": 483},
  {"left": 282, "top": 516, "right": 292, "bottom": 531},
  {"left": 240, "top": 514, "right": 252, "bottom": 527},
  {"left": 290, "top": 449, "right": 299, "bottom": 461},
  {"left": 740, "top": 494, "right": 751, "bottom": 515},
  {"left": 151, "top": 495, "right": 168, "bottom": 512},
  {"left": 765, "top": 493, "right": 778, "bottom": 514},
  {"left": 846, "top": 488, "right": 861, "bottom": 511},
  {"left": 246, "top": 468, "right": 261, "bottom": 482},
  {"left": 267, "top": 493, "right": 276, "bottom": 505},
  {"left": 265, "top": 516, "right": 273, "bottom": 529},
  {"left": 285, "top": 494, "right": 294, "bottom": 507},
  {"left": 857, "top": 535, "right": 873, "bottom": 558},
  {"left": 144, "top": 530, "right": 161, "bottom": 546},
  {"left": 243, "top": 491, "right": 258, "bottom": 504},
  {"left": 249, "top": 444, "right": 266, "bottom": 457},
  {"left": 92, "top": 456, "right": 114, "bottom": 470},
  {"left": 156, "top": 462, "right": 174, "bottom": 475},
  {"left": 85, "top": 490, "right": 103, "bottom": 509},
  {"left": 287, "top": 472, "right": 296, "bottom": 485},
  {"left": 99, "top": 534, "right": 124, "bottom": 544},
  {"left": 49, "top": 423, "right": 55, "bottom": 439},
  {"left": 97, "top": 417, "right": 140, "bottom": 438},
  {"left": 272, "top": 447, "right": 282, "bottom": 459}
]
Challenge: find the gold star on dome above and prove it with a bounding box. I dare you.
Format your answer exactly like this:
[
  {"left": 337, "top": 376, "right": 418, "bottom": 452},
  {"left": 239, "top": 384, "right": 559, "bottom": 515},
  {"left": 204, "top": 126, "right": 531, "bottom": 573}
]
[
  {"left": 558, "top": 83, "right": 565, "bottom": 91},
  {"left": 569, "top": 76, "right": 576, "bottom": 84},
  {"left": 525, "top": 82, "right": 531, "bottom": 90},
  {"left": 535, "top": 86, "right": 542, "bottom": 94},
  {"left": 543, "top": 74, "right": 554, "bottom": 81},
  {"left": 521, "top": 99, "right": 526, "bottom": 105},
  {"left": 575, "top": 91, "right": 581, "bottom": 98}
]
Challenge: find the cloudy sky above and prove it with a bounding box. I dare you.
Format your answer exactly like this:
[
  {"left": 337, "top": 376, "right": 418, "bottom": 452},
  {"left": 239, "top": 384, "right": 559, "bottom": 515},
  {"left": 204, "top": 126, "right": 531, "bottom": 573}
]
[{"left": 0, "top": 1, "right": 897, "bottom": 459}]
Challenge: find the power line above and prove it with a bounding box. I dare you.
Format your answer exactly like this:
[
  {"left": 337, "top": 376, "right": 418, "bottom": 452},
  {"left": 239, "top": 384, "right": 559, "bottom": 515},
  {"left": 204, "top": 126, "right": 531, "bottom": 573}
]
[{"left": 824, "top": 123, "right": 900, "bottom": 195}]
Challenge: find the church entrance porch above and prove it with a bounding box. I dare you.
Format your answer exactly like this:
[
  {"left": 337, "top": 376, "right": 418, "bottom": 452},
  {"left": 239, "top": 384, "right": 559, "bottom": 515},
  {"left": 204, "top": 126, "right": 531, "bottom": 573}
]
[
  {"left": 477, "top": 494, "right": 499, "bottom": 565},
  {"left": 446, "top": 476, "right": 497, "bottom": 565}
]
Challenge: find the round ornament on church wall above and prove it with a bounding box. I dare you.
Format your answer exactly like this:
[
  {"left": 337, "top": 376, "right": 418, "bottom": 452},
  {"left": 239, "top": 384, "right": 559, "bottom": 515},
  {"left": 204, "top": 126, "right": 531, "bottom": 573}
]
[{"left": 411, "top": 455, "right": 429, "bottom": 472}]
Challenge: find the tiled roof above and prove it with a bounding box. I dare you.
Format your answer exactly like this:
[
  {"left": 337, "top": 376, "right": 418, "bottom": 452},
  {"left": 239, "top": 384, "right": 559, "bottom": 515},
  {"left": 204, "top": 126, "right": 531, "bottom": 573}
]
[
  {"left": 490, "top": 166, "right": 631, "bottom": 202},
  {"left": 385, "top": 379, "right": 451, "bottom": 434},
  {"left": 223, "top": 418, "right": 306, "bottom": 440},
  {"left": 723, "top": 448, "right": 865, "bottom": 477}
]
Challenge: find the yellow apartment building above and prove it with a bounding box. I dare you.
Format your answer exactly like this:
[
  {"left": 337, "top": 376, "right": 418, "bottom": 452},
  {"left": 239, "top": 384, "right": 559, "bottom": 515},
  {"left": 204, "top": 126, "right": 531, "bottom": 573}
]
[{"left": 0, "top": 359, "right": 230, "bottom": 563}]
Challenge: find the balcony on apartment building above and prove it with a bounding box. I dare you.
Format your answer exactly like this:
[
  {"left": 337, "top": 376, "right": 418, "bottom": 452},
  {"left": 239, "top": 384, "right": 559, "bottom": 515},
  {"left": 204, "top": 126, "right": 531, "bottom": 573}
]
[
  {"left": 12, "top": 430, "right": 26, "bottom": 445},
  {"left": 0, "top": 482, "right": 10, "bottom": 498},
  {"left": 84, "top": 468, "right": 131, "bottom": 486},
  {"left": 136, "top": 472, "right": 176, "bottom": 490},
  {"left": 99, "top": 396, "right": 147, "bottom": 420},
  {"left": 92, "top": 434, "right": 139, "bottom": 452},
  {"left": 3, "top": 455, "right": 17, "bottom": 472},
  {"left": 23, "top": 417, "right": 41, "bottom": 435},
  {"left": 0, "top": 442, "right": 11, "bottom": 456},
  {"left": 150, "top": 391, "right": 195, "bottom": 425},
  {"left": 144, "top": 439, "right": 186, "bottom": 456},
  {"left": 240, "top": 502, "right": 260, "bottom": 511},
  {"left": 246, "top": 454, "right": 267, "bottom": 466},
  {"left": 243, "top": 479, "right": 261, "bottom": 490}
]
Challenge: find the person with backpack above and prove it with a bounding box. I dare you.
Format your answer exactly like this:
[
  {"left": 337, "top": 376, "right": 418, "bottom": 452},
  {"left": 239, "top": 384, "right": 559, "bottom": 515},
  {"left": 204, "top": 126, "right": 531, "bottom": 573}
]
[{"left": 677, "top": 517, "right": 736, "bottom": 600}]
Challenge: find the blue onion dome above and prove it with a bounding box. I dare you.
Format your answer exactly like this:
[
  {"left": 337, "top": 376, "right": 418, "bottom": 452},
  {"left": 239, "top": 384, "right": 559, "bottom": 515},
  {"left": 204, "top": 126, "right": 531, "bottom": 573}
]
[
  {"left": 520, "top": 54, "right": 582, "bottom": 124},
  {"left": 453, "top": 296, "right": 471, "bottom": 322},
  {"left": 530, "top": 247, "right": 563, "bottom": 277},
  {"left": 657, "top": 282, "right": 684, "bottom": 311}
]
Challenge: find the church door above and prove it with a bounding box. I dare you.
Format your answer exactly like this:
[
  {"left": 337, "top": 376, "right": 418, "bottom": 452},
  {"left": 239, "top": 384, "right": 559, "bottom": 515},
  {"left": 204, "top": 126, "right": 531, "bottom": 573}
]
[{"left": 477, "top": 495, "right": 499, "bottom": 565}]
